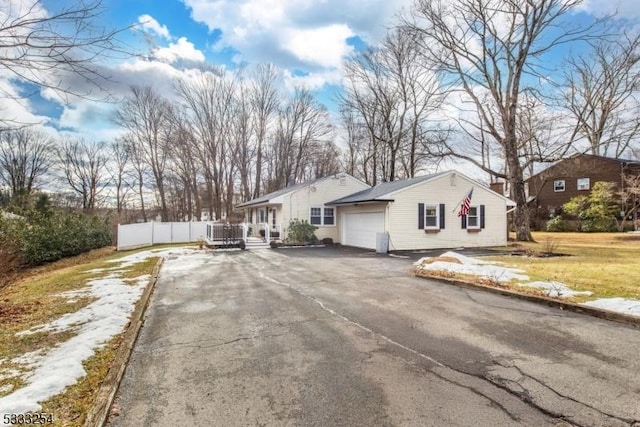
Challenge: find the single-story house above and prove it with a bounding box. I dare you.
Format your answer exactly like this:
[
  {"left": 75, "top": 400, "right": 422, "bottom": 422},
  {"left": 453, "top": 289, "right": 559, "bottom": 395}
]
[
  {"left": 236, "top": 173, "right": 370, "bottom": 242},
  {"left": 328, "top": 171, "right": 516, "bottom": 250},
  {"left": 237, "top": 171, "right": 515, "bottom": 251}
]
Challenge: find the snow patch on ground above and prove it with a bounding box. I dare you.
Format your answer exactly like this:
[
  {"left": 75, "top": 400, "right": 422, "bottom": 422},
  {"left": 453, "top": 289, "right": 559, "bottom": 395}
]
[
  {"left": 516, "top": 281, "right": 593, "bottom": 298},
  {"left": 0, "top": 246, "right": 201, "bottom": 417},
  {"left": 414, "top": 251, "right": 529, "bottom": 282},
  {"left": 583, "top": 298, "right": 640, "bottom": 317},
  {"left": 414, "top": 251, "right": 639, "bottom": 317}
]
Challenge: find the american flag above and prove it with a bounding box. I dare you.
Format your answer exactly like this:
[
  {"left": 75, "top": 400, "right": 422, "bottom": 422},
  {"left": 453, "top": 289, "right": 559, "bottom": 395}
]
[{"left": 457, "top": 188, "right": 474, "bottom": 217}]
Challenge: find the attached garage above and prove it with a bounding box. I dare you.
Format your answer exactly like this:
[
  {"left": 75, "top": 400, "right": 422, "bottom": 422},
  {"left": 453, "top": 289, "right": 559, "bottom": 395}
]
[
  {"left": 329, "top": 171, "right": 515, "bottom": 251},
  {"left": 342, "top": 211, "right": 385, "bottom": 250}
]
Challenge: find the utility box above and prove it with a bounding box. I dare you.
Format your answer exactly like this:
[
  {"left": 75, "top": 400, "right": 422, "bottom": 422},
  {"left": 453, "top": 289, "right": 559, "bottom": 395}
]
[{"left": 376, "top": 232, "right": 389, "bottom": 254}]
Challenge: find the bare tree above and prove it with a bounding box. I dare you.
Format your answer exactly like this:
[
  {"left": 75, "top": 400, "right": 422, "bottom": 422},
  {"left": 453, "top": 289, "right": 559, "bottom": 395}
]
[
  {"left": 122, "top": 133, "right": 149, "bottom": 222},
  {"left": 0, "top": 0, "right": 130, "bottom": 124},
  {"left": 403, "top": 0, "right": 603, "bottom": 241},
  {"left": 618, "top": 172, "right": 640, "bottom": 231},
  {"left": 231, "top": 78, "right": 255, "bottom": 202},
  {"left": 57, "top": 138, "right": 109, "bottom": 211},
  {"left": 563, "top": 33, "right": 640, "bottom": 158},
  {"left": 249, "top": 64, "right": 280, "bottom": 198},
  {"left": 115, "top": 86, "right": 173, "bottom": 221},
  {"left": 175, "top": 68, "right": 236, "bottom": 220},
  {"left": 0, "top": 127, "right": 52, "bottom": 210},
  {"left": 166, "top": 110, "right": 202, "bottom": 221},
  {"left": 340, "top": 28, "right": 443, "bottom": 184},
  {"left": 109, "top": 138, "right": 131, "bottom": 215},
  {"left": 268, "top": 88, "right": 332, "bottom": 190}
]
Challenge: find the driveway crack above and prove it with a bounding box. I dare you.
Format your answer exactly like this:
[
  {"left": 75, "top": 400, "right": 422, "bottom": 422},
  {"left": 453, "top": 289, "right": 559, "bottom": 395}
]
[
  {"left": 258, "top": 270, "right": 635, "bottom": 426},
  {"left": 489, "top": 361, "right": 639, "bottom": 426}
]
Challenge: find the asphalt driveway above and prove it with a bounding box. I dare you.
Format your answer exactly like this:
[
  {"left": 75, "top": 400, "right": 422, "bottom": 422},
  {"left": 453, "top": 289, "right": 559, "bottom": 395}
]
[{"left": 109, "top": 246, "right": 640, "bottom": 426}]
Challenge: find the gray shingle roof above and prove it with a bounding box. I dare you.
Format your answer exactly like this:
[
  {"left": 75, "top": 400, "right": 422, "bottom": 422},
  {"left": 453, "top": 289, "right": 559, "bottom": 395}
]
[
  {"left": 236, "top": 176, "right": 328, "bottom": 208},
  {"left": 328, "top": 171, "right": 449, "bottom": 205}
]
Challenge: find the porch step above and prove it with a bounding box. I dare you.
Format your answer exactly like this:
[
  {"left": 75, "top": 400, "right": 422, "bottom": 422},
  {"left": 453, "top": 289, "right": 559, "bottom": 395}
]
[{"left": 245, "top": 239, "right": 271, "bottom": 250}]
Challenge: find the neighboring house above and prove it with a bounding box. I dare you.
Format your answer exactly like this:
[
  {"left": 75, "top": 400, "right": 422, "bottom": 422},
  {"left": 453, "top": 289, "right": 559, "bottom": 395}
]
[
  {"left": 328, "top": 171, "right": 515, "bottom": 251},
  {"left": 526, "top": 154, "right": 640, "bottom": 220},
  {"left": 236, "top": 173, "right": 371, "bottom": 242}
]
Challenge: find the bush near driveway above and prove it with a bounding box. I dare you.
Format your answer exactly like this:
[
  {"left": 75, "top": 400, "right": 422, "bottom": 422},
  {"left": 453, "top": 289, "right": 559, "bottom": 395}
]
[
  {"left": 0, "top": 210, "right": 112, "bottom": 275},
  {"left": 285, "top": 219, "right": 318, "bottom": 244}
]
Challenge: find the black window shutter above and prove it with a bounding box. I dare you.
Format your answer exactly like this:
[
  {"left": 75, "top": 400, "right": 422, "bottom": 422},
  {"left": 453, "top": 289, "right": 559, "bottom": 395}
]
[
  {"left": 418, "top": 203, "right": 424, "bottom": 229},
  {"left": 439, "top": 204, "right": 445, "bottom": 229},
  {"left": 480, "top": 205, "right": 486, "bottom": 229},
  {"left": 461, "top": 214, "right": 467, "bottom": 229}
]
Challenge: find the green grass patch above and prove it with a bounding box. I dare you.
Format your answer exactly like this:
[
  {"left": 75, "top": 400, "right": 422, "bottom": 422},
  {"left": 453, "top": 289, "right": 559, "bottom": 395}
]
[
  {"left": 0, "top": 245, "right": 164, "bottom": 423},
  {"left": 487, "top": 232, "right": 640, "bottom": 301}
]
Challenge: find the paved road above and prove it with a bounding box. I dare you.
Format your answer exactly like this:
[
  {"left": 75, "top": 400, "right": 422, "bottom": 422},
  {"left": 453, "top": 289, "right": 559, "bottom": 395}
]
[{"left": 109, "top": 247, "right": 640, "bottom": 427}]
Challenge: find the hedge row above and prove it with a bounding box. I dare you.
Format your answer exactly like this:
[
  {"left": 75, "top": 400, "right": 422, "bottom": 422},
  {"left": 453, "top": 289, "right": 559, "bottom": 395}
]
[{"left": 0, "top": 211, "right": 112, "bottom": 267}]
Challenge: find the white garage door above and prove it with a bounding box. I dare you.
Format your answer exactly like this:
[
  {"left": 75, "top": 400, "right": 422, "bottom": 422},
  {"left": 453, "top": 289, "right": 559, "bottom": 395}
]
[{"left": 343, "top": 212, "right": 385, "bottom": 250}]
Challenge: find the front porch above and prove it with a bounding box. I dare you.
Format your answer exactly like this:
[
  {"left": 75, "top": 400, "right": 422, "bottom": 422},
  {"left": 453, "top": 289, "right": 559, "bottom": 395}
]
[{"left": 205, "top": 222, "right": 283, "bottom": 249}]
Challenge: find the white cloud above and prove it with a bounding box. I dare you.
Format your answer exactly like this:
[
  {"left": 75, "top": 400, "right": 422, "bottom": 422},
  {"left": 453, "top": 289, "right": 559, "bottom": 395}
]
[
  {"left": 182, "top": 0, "right": 413, "bottom": 79},
  {"left": 138, "top": 14, "right": 171, "bottom": 39},
  {"left": 283, "top": 24, "right": 354, "bottom": 68},
  {"left": 283, "top": 69, "right": 342, "bottom": 91},
  {"left": 576, "top": 0, "right": 640, "bottom": 19},
  {"left": 152, "top": 37, "right": 205, "bottom": 63}
]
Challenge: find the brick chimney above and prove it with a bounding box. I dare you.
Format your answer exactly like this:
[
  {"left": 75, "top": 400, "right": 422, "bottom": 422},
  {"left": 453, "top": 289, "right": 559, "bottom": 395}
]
[{"left": 490, "top": 181, "right": 505, "bottom": 195}]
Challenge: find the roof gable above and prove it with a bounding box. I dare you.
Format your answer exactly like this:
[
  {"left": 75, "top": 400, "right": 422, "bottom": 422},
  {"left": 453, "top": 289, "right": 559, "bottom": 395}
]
[
  {"left": 328, "top": 170, "right": 516, "bottom": 206},
  {"left": 236, "top": 173, "right": 368, "bottom": 208}
]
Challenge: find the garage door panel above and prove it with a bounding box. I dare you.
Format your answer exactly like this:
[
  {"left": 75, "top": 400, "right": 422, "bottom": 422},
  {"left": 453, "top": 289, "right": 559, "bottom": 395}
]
[{"left": 343, "top": 212, "right": 384, "bottom": 250}]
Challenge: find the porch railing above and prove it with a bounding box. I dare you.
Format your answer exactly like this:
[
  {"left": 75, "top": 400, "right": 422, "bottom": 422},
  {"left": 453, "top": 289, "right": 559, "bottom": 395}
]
[
  {"left": 205, "top": 222, "right": 247, "bottom": 245},
  {"left": 248, "top": 223, "right": 282, "bottom": 243}
]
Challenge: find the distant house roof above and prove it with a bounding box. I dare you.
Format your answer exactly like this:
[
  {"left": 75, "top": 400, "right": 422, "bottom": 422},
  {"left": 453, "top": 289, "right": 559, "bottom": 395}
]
[
  {"left": 328, "top": 171, "right": 450, "bottom": 205},
  {"left": 236, "top": 176, "right": 330, "bottom": 208},
  {"left": 527, "top": 153, "right": 640, "bottom": 182}
]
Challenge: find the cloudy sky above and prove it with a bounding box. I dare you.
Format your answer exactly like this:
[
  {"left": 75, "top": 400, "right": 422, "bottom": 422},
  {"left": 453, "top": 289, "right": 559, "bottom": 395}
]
[{"left": 2, "top": 0, "right": 639, "bottom": 142}]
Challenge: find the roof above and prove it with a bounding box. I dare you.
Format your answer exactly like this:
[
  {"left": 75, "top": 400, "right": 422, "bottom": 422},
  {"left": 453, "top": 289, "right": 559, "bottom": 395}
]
[
  {"left": 236, "top": 176, "right": 329, "bottom": 208},
  {"left": 527, "top": 153, "right": 640, "bottom": 182},
  {"left": 328, "top": 171, "right": 450, "bottom": 205}
]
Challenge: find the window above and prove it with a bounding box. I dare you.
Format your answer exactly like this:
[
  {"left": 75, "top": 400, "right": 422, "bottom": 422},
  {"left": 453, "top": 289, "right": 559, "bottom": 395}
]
[
  {"left": 425, "top": 205, "right": 439, "bottom": 228},
  {"left": 310, "top": 207, "right": 322, "bottom": 225},
  {"left": 259, "top": 209, "right": 265, "bottom": 223},
  {"left": 272, "top": 209, "right": 276, "bottom": 227},
  {"left": 323, "top": 207, "right": 335, "bottom": 225},
  {"left": 577, "top": 178, "right": 590, "bottom": 191},
  {"left": 467, "top": 206, "right": 480, "bottom": 228},
  {"left": 248, "top": 209, "right": 253, "bottom": 223},
  {"left": 554, "top": 180, "right": 565, "bottom": 192},
  {"left": 310, "top": 206, "right": 335, "bottom": 226}
]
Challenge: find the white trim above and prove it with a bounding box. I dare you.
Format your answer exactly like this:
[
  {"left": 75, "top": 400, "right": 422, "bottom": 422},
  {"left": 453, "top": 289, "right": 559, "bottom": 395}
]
[
  {"left": 577, "top": 177, "right": 590, "bottom": 191},
  {"left": 467, "top": 205, "right": 481, "bottom": 229},
  {"left": 309, "top": 205, "right": 336, "bottom": 227},
  {"left": 554, "top": 179, "right": 566, "bottom": 192},
  {"left": 424, "top": 204, "right": 440, "bottom": 229}
]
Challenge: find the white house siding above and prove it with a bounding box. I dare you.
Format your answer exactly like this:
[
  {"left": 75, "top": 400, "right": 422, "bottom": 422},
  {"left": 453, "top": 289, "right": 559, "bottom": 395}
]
[
  {"left": 282, "top": 175, "right": 370, "bottom": 241},
  {"left": 387, "top": 174, "right": 508, "bottom": 250}
]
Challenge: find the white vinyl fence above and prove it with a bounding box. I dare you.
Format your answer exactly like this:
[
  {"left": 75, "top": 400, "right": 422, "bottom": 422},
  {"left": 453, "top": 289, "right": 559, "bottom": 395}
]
[{"left": 117, "top": 221, "right": 208, "bottom": 251}]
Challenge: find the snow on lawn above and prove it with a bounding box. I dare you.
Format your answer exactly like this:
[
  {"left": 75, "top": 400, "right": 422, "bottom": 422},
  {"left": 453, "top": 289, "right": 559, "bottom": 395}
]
[
  {"left": 583, "top": 298, "right": 640, "bottom": 317},
  {"left": 414, "top": 251, "right": 530, "bottom": 283},
  {"left": 0, "top": 247, "right": 200, "bottom": 417},
  {"left": 414, "top": 251, "right": 638, "bottom": 318}
]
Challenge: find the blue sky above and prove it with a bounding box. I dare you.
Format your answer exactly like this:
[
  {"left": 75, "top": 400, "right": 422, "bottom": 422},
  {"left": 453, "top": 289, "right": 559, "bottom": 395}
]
[{"left": 3, "top": 0, "right": 640, "bottom": 142}]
